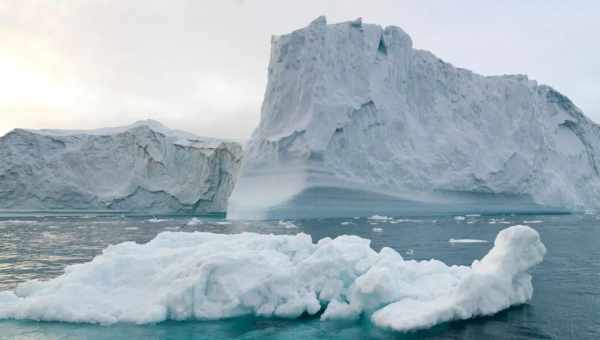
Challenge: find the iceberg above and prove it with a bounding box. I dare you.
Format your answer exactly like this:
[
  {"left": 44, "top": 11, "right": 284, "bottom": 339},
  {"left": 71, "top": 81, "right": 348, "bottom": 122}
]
[
  {"left": 229, "top": 16, "right": 599, "bottom": 219},
  {"left": 0, "top": 225, "right": 545, "bottom": 332},
  {"left": 0, "top": 120, "right": 242, "bottom": 213}
]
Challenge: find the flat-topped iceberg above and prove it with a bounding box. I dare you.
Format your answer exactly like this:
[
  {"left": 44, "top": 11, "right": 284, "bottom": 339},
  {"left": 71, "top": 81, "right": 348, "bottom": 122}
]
[
  {"left": 229, "top": 16, "right": 600, "bottom": 219},
  {"left": 0, "top": 225, "right": 545, "bottom": 332},
  {"left": 0, "top": 120, "right": 242, "bottom": 213}
]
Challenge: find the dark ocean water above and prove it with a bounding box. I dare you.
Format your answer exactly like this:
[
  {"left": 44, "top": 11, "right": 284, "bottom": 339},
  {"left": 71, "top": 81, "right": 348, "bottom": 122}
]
[{"left": 0, "top": 212, "right": 598, "bottom": 339}]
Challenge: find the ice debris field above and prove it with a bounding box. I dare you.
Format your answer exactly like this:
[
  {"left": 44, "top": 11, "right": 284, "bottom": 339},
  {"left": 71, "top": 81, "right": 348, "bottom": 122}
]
[{"left": 0, "top": 225, "right": 545, "bottom": 332}]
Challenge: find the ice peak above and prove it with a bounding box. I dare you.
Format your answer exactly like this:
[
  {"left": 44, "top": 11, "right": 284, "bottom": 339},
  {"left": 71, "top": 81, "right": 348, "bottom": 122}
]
[
  {"left": 310, "top": 15, "right": 327, "bottom": 26},
  {"left": 350, "top": 17, "right": 362, "bottom": 27},
  {"left": 130, "top": 119, "right": 167, "bottom": 130},
  {"left": 382, "top": 25, "right": 413, "bottom": 49}
]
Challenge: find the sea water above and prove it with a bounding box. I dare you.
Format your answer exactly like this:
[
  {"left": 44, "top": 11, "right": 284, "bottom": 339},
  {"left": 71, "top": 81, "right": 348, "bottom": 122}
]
[{"left": 0, "top": 212, "right": 598, "bottom": 339}]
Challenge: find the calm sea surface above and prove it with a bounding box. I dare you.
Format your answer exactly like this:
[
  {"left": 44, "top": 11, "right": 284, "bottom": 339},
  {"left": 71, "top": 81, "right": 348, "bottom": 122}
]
[{"left": 0, "top": 212, "right": 598, "bottom": 339}]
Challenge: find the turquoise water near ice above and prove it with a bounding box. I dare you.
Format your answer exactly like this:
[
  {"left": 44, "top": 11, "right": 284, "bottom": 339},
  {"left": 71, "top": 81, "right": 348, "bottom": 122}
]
[{"left": 0, "top": 212, "right": 598, "bottom": 339}]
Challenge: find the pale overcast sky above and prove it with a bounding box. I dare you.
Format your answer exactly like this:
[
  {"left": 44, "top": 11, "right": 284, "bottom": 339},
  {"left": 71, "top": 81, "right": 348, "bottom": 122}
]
[{"left": 0, "top": 1, "right": 598, "bottom": 140}]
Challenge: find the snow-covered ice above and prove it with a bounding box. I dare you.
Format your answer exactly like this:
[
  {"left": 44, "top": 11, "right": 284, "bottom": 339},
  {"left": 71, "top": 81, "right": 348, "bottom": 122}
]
[{"left": 0, "top": 225, "right": 545, "bottom": 332}]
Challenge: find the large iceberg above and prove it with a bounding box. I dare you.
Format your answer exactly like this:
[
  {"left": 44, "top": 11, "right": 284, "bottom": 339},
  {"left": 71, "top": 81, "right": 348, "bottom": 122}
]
[
  {"left": 0, "top": 225, "right": 545, "bottom": 332},
  {"left": 229, "top": 16, "right": 600, "bottom": 219},
  {"left": 0, "top": 120, "right": 242, "bottom": 213}
]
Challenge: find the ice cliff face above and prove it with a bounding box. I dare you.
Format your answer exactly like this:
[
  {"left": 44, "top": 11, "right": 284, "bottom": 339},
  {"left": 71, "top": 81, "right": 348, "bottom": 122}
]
[
  {"left": 229, "top": 16, "right": 600, "bottom": 219},
  {"left": 0, "top": 120, "right": 242, "bottom": 213}
]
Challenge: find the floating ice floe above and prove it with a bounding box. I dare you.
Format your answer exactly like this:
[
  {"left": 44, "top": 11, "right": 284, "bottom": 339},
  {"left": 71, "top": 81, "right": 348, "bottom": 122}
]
[
  {"left": 278, "top": 220, "right": 298, "bottom": 229},
  {"left": 389, "top": 219, "right": 424, "bottom": 224},
  {"left": 368, "top": 215, "right": 393, "bottom": 221},
  {"left": 124, "top": 227, "right": 139, "bottom": 231},
  {"left": 147, "top": 218, "right": 168, "bottom": 223},
  {"left": 372, "top": 227, "right": 383, "bottom": 232},
  {"left": 0, "top": 225, "right": 545, "bottom": 333},
  {"left": 340, "top": 221, "right": 353, "bottom": 226},
  {"left": 449, "top": 238, "right": 489, "bottom": 244},
  {"left": 214, "top": 221, "right": 232, "bottom": 225},
  {"left": 186, "top": 218, "right": 202, "bottom": 226},
  {"left": 523, "top": 220, "right": 543, "bottom": 224},
  {"left": 0, "top": 220, "right": 38, "bottom": 225},
  {"left": 453, "top": 216, "right": 466, "bottom": 221}
]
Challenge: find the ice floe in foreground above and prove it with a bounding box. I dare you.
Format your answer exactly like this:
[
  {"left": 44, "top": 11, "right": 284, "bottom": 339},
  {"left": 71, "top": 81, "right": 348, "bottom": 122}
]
[{"left": 0, "top": 225, "right": 545, "bottom": 332}]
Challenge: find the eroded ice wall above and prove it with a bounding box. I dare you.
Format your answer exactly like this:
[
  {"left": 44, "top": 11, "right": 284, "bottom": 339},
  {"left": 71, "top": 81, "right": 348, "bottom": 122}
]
[
  {"left": 229, "top": 16, "right": 600, "bottom": 219},
  {"left": 0, "top": 120, "right": 242, "bottom": 213}
]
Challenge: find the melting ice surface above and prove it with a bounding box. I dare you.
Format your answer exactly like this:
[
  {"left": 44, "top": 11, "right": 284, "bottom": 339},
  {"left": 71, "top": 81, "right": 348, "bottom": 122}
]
[{"left": 0, "top": 225, "right": 545, "bottom": 332}]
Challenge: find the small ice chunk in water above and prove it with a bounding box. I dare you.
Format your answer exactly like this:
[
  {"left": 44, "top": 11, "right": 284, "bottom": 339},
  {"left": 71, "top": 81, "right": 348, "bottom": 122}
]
[
  {"left": 454, "top": 216, "right": 466, "bottom": 221},
  {"left": 278, "top": 220, "right": 298, "bottom": 229},
  {"left": 449, "top": 238, "right": 488, "bottom": 244},
  {"left": 523, "top": 220, "right": 543, "bottom": 224},
  {"left": 372, "top": 227, "right": 383, "bottom": 232},
  {"left": 0, "top": 225, "right": 545, "bottom": 333},
  {"left": 214, "top": 221, "right": 232, "bottom": 225},
  {"left": 340, "top": 221, "right": 353, "bottom": 226},
  {"left": 368, "top": 215, "right": 392, "bottom": 221},
  {"left": 147, "top": 218, "right": 168, "bottom": 223},
  {"left": 186, "top": 218, "right": 202, "bottom": 226}
]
